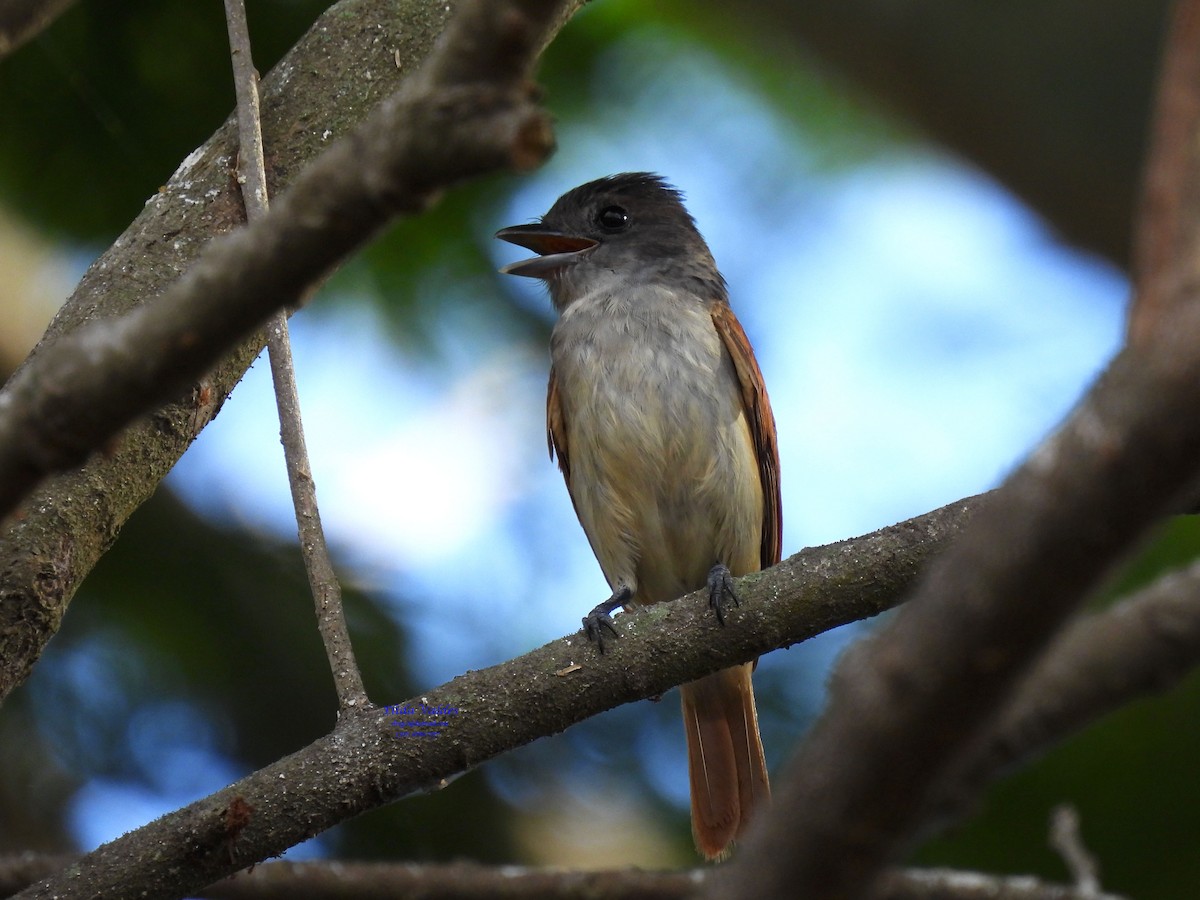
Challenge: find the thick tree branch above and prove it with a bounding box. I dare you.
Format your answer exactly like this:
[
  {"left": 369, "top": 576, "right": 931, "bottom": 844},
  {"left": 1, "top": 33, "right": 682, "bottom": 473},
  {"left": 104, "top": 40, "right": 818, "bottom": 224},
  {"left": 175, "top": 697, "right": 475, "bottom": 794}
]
[
  {"left": 0, "top": 0, "right": 582, "bottom": 705},
  {"left": 10, "top": 496, "right": 977, "bottom": 899}
]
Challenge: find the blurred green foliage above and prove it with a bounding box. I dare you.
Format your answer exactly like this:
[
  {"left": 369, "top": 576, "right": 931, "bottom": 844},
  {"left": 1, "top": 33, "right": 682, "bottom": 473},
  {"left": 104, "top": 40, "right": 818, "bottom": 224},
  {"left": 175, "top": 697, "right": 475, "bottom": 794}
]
[{"left": 0, "top": 0, "right": 331, "bottom": 241}]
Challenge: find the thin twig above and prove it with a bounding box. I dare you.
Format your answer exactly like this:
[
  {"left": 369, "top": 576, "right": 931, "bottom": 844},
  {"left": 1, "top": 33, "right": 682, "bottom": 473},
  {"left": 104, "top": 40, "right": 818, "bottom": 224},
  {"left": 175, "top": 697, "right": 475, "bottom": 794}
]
[
  {"left": 223, "top": 0, "right": 368, "bottom": 712},
  {"left": 1048, "top": 805, "right": 1101, "bottom": 897}
]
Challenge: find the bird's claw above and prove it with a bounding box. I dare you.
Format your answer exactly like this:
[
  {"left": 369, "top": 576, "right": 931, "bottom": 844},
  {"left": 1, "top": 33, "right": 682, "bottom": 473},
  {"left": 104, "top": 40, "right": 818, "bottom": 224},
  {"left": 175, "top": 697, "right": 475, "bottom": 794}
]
[
  {"left": 583, "top": 585, "right": 631, "bottom": 654},
  {"left": 708, "top": 563, "right": 738, "bottom": 626},
  {"left": 583, "top": 609, "right": 620, "bottom": 652}
]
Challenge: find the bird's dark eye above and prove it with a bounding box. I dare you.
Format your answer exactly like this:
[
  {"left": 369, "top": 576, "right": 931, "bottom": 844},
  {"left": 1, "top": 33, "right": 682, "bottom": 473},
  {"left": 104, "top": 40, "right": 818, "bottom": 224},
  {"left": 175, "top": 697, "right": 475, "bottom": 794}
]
[{"left": 597, "top": 205, "right": 629, "bottom": 232}]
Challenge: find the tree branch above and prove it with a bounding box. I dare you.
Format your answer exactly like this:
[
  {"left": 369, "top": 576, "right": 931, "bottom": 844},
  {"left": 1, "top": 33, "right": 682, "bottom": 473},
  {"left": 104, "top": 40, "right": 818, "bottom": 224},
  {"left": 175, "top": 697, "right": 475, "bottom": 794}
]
[
  {"left": 873, "top": 867, "right": 1124, "bottom": 900},
  {"left": 0, "top": 0, "right": 581, "bottom": 705},
  {"left": 10, "top": 496, "right": 977, "bottom": 899},
  {"left": 0, "top": 855, "right": 1129, "bottom": 900}
]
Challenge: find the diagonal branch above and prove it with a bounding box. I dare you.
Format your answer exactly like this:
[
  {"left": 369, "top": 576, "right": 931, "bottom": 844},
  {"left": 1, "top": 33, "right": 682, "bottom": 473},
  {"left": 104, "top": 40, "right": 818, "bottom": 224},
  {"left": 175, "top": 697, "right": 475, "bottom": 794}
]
[{"left": 12, "top": 496, "right": 978, "bottom": 899}]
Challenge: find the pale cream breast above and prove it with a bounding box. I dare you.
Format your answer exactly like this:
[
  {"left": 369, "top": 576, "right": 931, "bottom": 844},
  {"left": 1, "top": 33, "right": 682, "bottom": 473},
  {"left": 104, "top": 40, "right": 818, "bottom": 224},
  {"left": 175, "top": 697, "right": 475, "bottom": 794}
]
[{"left": 551, "top": 284, "right": 764, "bottom": 605}]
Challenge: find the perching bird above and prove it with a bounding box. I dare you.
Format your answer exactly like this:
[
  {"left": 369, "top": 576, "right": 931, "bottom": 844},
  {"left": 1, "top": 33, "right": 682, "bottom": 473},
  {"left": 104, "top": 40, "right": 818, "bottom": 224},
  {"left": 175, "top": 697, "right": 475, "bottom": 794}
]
[{"left": 497, "top": 173, "right": 780, "bottom": 859}]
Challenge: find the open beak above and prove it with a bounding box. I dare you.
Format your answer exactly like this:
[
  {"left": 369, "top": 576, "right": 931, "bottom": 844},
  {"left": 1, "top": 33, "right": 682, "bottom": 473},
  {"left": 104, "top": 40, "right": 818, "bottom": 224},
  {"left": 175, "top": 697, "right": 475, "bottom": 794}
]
[{"left": 495, "top": 224, "right": 598, "bottom": 278}]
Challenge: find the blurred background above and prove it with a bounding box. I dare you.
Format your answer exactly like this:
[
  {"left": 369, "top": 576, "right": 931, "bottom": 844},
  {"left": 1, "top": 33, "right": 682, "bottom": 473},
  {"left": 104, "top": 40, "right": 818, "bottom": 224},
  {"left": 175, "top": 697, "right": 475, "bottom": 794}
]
[{"left": 1, "top": 0, "right": 1198, "bottom": 896}]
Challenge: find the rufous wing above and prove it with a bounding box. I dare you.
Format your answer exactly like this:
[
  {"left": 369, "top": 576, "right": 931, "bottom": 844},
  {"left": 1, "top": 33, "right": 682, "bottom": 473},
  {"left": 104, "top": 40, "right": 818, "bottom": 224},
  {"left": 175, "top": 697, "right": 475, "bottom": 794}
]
[
  {"left": 546, "top": 364, "right": 571, "bottom": 483},
  {"left": 710, "top": 302, "right": 782, "bottom": 569}
]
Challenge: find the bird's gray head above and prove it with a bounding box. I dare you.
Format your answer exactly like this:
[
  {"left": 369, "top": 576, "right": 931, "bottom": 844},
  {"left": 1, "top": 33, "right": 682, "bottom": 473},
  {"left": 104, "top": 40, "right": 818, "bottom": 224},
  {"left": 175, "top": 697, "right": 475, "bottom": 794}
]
[{"left": 496, "top": 173, "right": 725, "bottom": 311}]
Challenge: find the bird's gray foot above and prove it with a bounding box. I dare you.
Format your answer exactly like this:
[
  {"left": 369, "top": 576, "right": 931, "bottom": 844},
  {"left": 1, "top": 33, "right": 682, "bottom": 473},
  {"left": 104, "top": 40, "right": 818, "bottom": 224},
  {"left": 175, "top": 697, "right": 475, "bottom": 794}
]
[
  {"left": 707, "top": 563, "right": 738, "bottom": 626},
  {"left": 583, "top": 584, "right": 632, "bottom": 653}
]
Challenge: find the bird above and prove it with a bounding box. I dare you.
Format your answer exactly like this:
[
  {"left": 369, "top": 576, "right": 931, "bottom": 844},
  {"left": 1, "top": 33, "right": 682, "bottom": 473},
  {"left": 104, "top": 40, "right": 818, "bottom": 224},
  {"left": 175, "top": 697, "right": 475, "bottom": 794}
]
[{"left": 496, "top": 173, "right": 780, "bottom": 860}]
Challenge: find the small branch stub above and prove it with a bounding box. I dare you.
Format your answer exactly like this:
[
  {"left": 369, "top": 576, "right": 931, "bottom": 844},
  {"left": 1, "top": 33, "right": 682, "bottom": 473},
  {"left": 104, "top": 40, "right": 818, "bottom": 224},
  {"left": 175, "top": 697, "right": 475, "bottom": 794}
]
[{"left": 1049, "top": 804, "right": 1102, "bottom": 897}]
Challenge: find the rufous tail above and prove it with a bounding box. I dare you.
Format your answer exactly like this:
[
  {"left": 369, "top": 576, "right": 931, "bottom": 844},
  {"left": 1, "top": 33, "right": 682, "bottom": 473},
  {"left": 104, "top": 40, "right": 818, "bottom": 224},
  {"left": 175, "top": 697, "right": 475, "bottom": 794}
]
[{"left": 680, "top": 662, "right": 770, "bottom": 860}]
